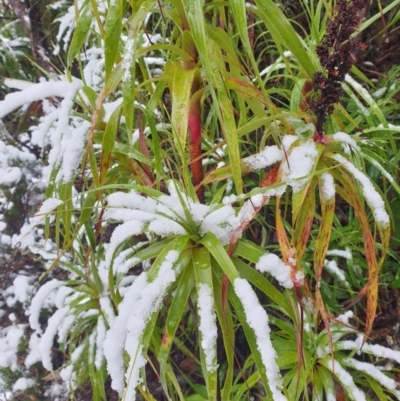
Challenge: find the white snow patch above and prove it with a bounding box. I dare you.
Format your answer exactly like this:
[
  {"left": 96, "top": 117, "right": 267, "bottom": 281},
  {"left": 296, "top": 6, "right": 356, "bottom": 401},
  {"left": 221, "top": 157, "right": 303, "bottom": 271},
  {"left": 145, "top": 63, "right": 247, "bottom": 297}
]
[
  {"left": 104, "top": 250, "right": 180, "bottom": 397},
  {"left": 320, "top": 172, "right": 335, "bottom": 200},
  {"left": 281, "top": 138, "right": 318, "bottom": 192},
  {"left": 336, "top": 311, "right": 353, "bottom": 325},
  {"left": 321, "top": 357, "right": 366, "bottom": 401},
  {"left": 243, "top": 145, "right": 283, "bottom": 169},
  {"left": 234, "top": 279, "right": 286, "bottom": 401},
  {"left": 13, "top": 378, "right": 35, "bottom": 392},
  {"left": 333, "top": 154, "right": 389, "bottom": 227},
  {"left": 0, "top": 326, "right": 24, "bottom": 371},
  {"left": 333, "top": 132, "right": 360, "bottom": 152},
  {"left": 372, "top": 87, "right": 387, "bottom": 98},
  {"left": 29, "top": 279, "right": 62, "bottom": 333},
  {"left": 256, "top": 253, "right": 293, "bottom": 288},
  {"left": 197, "top": 284, "right": 218, "bottom": 372},
  {"left": 343, "top": 358, "right": 400, "bottom": 398},
  {"left": 324, "top": 260, "right": 347, "bottom": 283},
  {"left": 327, "top": 249, "right": 352, "bottom": 259},
  {"left": 0, "top": 79, "right": 73, "bottom": 118},
  {"left": 39, "top": 307, "right": 70, "bottom": 370},
  {"left": 200, "top": 205, "right": 238, "bottom": 246}
]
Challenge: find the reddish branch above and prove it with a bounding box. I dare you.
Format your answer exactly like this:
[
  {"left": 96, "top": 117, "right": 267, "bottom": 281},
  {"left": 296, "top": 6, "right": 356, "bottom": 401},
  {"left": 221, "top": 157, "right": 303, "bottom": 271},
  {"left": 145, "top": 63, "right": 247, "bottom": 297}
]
[{"left": 188, "top": 93, "right": 204, "bottom": 203}]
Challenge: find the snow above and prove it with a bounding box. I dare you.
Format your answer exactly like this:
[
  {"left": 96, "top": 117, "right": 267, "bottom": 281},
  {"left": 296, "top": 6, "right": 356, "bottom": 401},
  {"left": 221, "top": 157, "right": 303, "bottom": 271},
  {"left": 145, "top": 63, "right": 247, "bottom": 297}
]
[
  {"left": 99, "top": 296, "right": 115, "bottom": 326},
  {"left": 95, "top": 317, "right": 107, "bottom": 369},
  {"left": 6, "top": 275, "right": 33, "bottom": 305},
  {"left": 333, "top": 154, "right": 390, "bottom": 227},
  {"left": 243, "top": 145, "right": 283, "bottom": 169},
  {"left": 0, "top": 79, "right": 73, "bottom": 118},
  {"left": 200, "top": 205, "right": 238, "bottom": 246},
  {"left": 336, "top": 311, "right": 353, "bottom": 325},
  {"left": 320, "top": 172, "right": 335, "bottom": 200},
  {"left": 28, "top": 279, "right": 62, "bottom": 333},
  {"left": 321, "top": 357, "right": 366, "bottom": 401},
  {"left": 333, "top": 132, "right": 360, "bottom": 152},
  {"left": 107, "top": 191, "right": 157, "bottom": 213},
  {"left": 342, "top": 358, "right": 400, "bottom": 397},
  {"left": 234, "top": 278, "right": 286, "bottom": 401},
  {"left": 281, "top": 138, "right": 319, "bottom": 192},
  {"left": 256, "top": 253, "right": 293, "bottom": 288},
  {"left": 57, "top": 314, "right": 76, "bottom": 344},
  {"left": 12, "top": 378, "right": 35, "bottom": 392},
  {"left": 3, "top": 78, "right": 35, "bottom": 91},
  {"left": 29, "top": 198, "right": 63, "bottom": 228},
  {"left": 0, "top": 325, "right": 24, "bottom": 371},
  {"left": 367, "top": 157, "right": 395, "bottom": 184},
  {"left": 372, "top": 87, "right": 387, "bottom": 98},
  {"left": 103, "top": 98, "right": 123, "bottom": 122},
  {"left": 104, "top": 250, "right": 179, "bottom": 397},
  {"left": 25, "top": 333, "right": 42, "bottom": 368},
  {"left": 319, "top": 335, "right": 400, "bottom": 365},
  {"left": 327, "top": 249, "right": 352, "bottom": 259},
  {"left": 345, "top": 74, "right": 375, "bottom": 104},
  {"left": 259, "top": 62, "right": 286, "bottom": 77},
  {"left": 39, "top": 307, "right": 70, "bottom": 370},
  {"left": 71, "top": 343, "right": 85, "bottom": 363},
  {"left": 197, "top": 284, "right": 218, "bottom": 372},
  {"left": 105, "top": 221, "right": 145, "bottom": 269},
  {"left": 324, "top": 260, "right": 348, "bottom": 283},
  {"left": 0, "top": 139, "right": 36, "bottom": 187},
  {"left": 281, "top": 134, "right": 298, "bottom": 150},
  {"left": 122, "top": 38, "right": 135, "bottom": 82},
  {"left": 236, "top": 194, "right": 265, "bottom": 227}
]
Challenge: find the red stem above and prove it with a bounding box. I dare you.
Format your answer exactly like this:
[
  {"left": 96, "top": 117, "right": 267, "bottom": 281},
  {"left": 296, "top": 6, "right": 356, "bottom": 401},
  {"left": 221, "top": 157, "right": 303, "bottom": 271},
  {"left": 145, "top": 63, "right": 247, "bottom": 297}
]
[{"left": 188, "top": 95, "right": 204, "bottom": 203}]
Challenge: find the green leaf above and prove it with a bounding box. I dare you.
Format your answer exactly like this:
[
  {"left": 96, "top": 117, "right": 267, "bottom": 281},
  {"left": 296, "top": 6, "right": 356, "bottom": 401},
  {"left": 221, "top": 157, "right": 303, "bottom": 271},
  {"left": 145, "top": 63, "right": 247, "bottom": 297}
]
[
  {"left": 171, "top": 64, "right": 196, "bottom": 153},
  {"left": 67, "top": 3, "right": 92, "bottom": 67},
  {"left": 316, "top": 365, "right": 335, "bottom": 401},
  {"left": 211, "top": 263, "right": 234, "bottom": 399},
  {"left": 227, "top": 287, "right": 275, "bottom": 399},
  {"left": 253, "top": 0, "right": 317, "bottom": 77},
  {"left": 104, "top": 0, "right": 123, "bottom": 81},
  {"left": 232, "top": 254, "right": 292, "bottom": 319},
  {"left": 99, "top": 104, "right": 122, "bottom": 185},
  {"left": 200, "top": 232, "right": 239, "bottom": 283},
  {"left": 122, "top": 0, "right": 156, "bottom": 137},
  {"left": 192, "top": 247, "right": 218, "bottom": 401},
  {"left": 182, "top": 0, "right": 242, "bottom": 195},
  {"left": 159, "top": 262, "right": 194, "bottom": 399},
  {"left": 79, "top": 190, "right": 97, "bottom": 227}
]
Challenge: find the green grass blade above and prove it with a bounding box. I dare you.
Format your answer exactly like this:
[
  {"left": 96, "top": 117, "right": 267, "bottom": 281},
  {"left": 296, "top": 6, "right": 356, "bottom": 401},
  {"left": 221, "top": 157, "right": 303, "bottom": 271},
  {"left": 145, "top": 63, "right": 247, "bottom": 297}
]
[
  {"left": 254, "top": 0, "right": 317, "bottom": 77},
  {"left": 67, "top": 4, "right": 92, "bottom": 67},
  {"left": 159, "top": 262, "right": 194, "bottom": 399},
  {"left": 104, "top": 0, "right": 123, "bottom": 81}
]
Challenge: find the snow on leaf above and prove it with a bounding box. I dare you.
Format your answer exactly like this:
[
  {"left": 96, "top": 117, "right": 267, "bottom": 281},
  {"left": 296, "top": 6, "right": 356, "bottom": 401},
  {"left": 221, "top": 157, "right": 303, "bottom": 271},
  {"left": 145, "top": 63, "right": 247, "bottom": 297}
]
[
  {"left": 256, "top": 253, "right": 293, "bottom": 288},
  {"left": 333, "top": 154, "right": 390, "bottom": 227},
  {"left": 28, "top": 279, "right": 63, "bottom": 333},
  {"left": 39, "top": 307, "right": 70, "bottom": 371},
  {"left": 320, "top": 172, "right": 335, "bottom": 200},
  {"left": 342, "top": 358, "right": 400, "bottom": 398},
  {"left": 103, "top": 272, "right": 147, "bottom": 393},
  {"left": 0, "top": 79, "right": 74, "bottom": 118},
  {"left": 104, "top": 250, "right": 179, "bottom": 397},
  {"left": 281, "top": 138, "right": 319, "bottom": 193},
  {"left": 321, "top": 357, "right": 366, "bottom": 401},
  {"left": 243, "top": 145, "right": 283, "bottom": 169},
  {"left": 234, "top": 278, "right": 286, "bottom": 401},
  {"left": 326, "top": 248, "right": 352, "bottom": 259},
  {"left": 197, "top": 283, "right": 218, "bottom": 372},
  {"left": 332, "top": 132, "right": 360, "bottom": 152}
]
